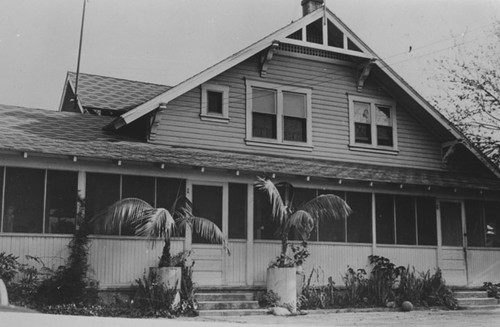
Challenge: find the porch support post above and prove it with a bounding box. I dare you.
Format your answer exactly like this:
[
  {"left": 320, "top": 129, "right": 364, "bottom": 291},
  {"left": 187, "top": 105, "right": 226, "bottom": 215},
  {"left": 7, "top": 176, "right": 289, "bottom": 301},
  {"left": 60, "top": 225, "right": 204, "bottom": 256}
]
[
  {"left": 246, "top": 183, "right": 254, "bottom": 285},
  {"left": 371, "top": 192, "right": 376, "bottom": 255},
  {"left": 185, "top": 182, "right": 193, "bottom": 252},
  {"left": 77, "top": 171, "right": 86, "bottom": 219},
  {"left": 436, "top": 200, "right": 443, "bottom": 270}
]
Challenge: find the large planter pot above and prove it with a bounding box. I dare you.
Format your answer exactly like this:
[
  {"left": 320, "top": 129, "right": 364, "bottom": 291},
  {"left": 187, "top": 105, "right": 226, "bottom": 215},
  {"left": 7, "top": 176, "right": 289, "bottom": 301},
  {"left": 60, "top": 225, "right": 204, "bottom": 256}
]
[
  {"left": 266, "top": 266, "right": 297, "bottom": 312},
  {"left": 296, "top": 265, "right": 305, "bottom": 297},
  {"left": 150, "top": 266, "right": 182, "bottom": 307}
]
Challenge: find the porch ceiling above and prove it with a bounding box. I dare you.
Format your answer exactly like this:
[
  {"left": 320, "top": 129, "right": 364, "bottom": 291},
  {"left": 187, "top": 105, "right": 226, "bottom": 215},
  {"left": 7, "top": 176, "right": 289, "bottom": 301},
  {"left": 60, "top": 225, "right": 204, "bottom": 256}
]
[{"left": 0, "top": 105, "right": 499, "bottom": 192}]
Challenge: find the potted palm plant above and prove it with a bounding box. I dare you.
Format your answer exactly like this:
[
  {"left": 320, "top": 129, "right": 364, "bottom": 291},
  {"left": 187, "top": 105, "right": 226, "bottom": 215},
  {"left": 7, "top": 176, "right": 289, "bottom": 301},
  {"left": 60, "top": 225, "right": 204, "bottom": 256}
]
[
  {"left": 254, "top": 176, "right": 352, "bottom": 312},
  {"left": 94, "top": 195, "right": 228, "bottom": 293}
]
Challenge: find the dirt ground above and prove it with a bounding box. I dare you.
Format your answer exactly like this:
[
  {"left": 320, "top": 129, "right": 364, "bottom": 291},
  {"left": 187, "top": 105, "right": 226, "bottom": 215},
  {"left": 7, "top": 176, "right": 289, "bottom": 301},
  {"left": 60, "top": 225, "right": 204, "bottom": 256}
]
[{"left": 1, "top": 307, "right": 500, "bottom": 327}]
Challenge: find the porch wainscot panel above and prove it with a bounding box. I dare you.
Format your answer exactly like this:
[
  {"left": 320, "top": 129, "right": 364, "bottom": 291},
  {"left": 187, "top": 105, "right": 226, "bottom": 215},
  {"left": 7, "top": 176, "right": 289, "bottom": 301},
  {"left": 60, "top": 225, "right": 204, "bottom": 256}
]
[
  {"left": 89, "top": 237, "right": 184, "bottom": 288},
  {"left": 253, "top": 241, "right": 372, "bottom": 286},
  {"left": 467, "top": 248, "right": 500, "bottom": 287},
  {"left": 375, "top": 245, "right": 438, "bottom": 273}
]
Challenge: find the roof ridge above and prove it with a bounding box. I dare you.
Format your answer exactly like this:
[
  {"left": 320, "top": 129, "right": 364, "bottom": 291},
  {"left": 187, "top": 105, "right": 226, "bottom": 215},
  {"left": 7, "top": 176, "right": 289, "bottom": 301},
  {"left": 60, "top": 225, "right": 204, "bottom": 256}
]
[{"left": 66, "top": 71, "right": 170, "bottom": 88}]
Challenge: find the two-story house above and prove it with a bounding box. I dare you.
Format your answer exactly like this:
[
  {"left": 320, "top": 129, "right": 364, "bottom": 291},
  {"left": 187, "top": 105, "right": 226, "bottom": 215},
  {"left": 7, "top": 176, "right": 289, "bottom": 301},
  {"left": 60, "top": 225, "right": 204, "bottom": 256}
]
[{"left": 1, "top": 0, "right": 500, "bottom": 289}]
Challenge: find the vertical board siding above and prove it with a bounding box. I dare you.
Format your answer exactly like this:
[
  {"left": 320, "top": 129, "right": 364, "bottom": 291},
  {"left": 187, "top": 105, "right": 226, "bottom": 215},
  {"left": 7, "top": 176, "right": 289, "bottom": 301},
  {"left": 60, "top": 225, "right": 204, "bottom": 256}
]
[
  {"left": 467, "top": 249, "right": 500, "bottom": 287},
  {"left": 253, "top": 241, "right": 372, "bottom": 286},
  {"left": 153, "top": 53, "right": 443, "bottom": 170},
  {"left": 375, "top": 246, "right": 437, "bottom": 273},
  {"left": 225, "top": 240, "right": 247, "bottom": 285}
]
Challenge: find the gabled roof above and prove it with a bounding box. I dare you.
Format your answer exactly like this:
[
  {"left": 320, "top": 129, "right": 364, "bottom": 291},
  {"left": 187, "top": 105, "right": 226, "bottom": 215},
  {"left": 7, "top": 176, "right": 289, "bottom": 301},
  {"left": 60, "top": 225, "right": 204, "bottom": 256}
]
[
  {"left": 1, "top": 104, "right": 500, "bottom": 193},
  {"left": 100, "top": 5, "right": 500, "bottom": 179},
  {"left": 60, "top": 72, "right": 171, "bottom": 113}
]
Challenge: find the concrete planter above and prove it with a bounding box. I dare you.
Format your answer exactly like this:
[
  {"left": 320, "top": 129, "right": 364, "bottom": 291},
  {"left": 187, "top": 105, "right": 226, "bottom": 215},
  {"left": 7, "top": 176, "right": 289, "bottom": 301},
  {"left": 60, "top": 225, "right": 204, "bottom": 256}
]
[
  {"left": 150, "top": 266, "right": 182, "bottom": 307},
  {"left": 296, "top": 265, "right": 305, "bottom": 297},
  {"left": 266, "top": 266, "right": 297, "bottom": 312}
]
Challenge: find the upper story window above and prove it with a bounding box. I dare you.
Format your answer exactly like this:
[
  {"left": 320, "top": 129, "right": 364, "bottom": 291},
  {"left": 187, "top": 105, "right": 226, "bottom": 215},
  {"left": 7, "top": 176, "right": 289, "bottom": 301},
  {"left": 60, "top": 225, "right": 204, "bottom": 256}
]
[
  {"left": 348, "top": 94, "right": 398, "bottom": 153},
  {"left": 200, "top": 83, "right": 230, "bottom": 123},
  {"left": 246, "top": 80, "right": 312, "bottom": 150}
]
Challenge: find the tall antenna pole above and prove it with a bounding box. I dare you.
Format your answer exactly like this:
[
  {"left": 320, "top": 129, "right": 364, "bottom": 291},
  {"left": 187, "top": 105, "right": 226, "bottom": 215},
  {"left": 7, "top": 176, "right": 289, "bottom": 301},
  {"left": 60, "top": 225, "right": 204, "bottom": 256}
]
[{"left": 74, "top": 0, "right": 87, "bottom": 110}]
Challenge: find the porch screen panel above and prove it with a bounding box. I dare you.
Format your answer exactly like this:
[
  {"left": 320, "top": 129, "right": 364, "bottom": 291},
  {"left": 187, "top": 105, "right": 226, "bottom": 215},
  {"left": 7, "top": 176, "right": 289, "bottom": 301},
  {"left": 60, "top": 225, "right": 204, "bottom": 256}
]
[
  {"left": 465, "top": 200, "right": 484, "bottom": 247},
  {"left": 86, "top": 173, "right": 120, "bottom": 234},
  {"left": 45, "top": 170, "right": 78, "bottom": 234},
  {"left": 228, "top": 183, "right": 247, "bottom": 239},
  {"left": 4, "top": 167, "right": 44, "bottom": 233},
  {"left": 484, "top": 201, "right": 500, "bottom": 247},
  {"left": 192, "top": 185, "right": 222, "bottom": 243},
  {"left": 157, "top": 178, "right": 186, "bottom": 237},
  {"left": 416, "top": 197, "right": 437, "bottom": 246},
  {"left": 318, "top": 190, "right": 345, "bottom": 242},
  {"left": 121, "top": 175, "right": 155, "bottom": 236},
  {"left": 440, "top": 201, "right": 463, "bottom": 246},
  {"left": 0, "top": 167, "right": 3, "bottom": 232},
  {"left": 253, "top": 189, "right": 279, "bottom": 240},
  {"left": 395, "top": 196, "right": 416, "bottom": 245},
  {"left": 291, "top": 188, "right": 317, "bottom": 240},
  {"left": 346, "top": 192, "right": 372, "bottom": 243},
  {"left": 376, "top": 194, "right": 394, "bottom": 244}
]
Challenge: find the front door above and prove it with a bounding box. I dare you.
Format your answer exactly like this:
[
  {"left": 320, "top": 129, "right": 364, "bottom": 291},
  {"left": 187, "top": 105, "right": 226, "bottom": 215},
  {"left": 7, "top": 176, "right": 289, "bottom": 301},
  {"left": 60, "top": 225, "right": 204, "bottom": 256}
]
[
  {"left": 438, "top": 200, "right": 468, "bottom": 286},
  {"left": 188, "top": 182, "right": 227, "bottom": 286}
]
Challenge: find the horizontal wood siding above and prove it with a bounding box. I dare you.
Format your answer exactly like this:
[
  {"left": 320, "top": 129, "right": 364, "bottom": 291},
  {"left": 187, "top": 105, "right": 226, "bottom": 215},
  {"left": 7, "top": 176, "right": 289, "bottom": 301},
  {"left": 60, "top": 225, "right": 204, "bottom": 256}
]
[
  {"left": 191, "top": 244, "right": 223, "bottom": 286},
  {"left": 153, "top": 53, "right": 443, "bottom": 170},
  {"left": 440, "top": 248, "right": 467, "bottom": 286}
]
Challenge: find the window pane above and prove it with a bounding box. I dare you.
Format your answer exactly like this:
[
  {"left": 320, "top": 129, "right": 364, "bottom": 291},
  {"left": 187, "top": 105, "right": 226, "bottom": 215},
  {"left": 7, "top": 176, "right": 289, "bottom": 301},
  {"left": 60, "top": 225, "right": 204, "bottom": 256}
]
[
  {"left": 121, "top": 175, "right": 155, "bottom": 235},
  {"left": 86, "top": 173, "right": 120, "bottom": 234},
  {"left": 346, "top": 192, "right": 372, "bottom": 243},
  {"left": 254, "top": 189, "right": 279, "bottom": 240},
  {"left": 395, "top": 196, "right": 416, "bottom": 245},
  {"left": 229, "top": 183, "right": 247, "bottom": 239},
  {"left": 485, "top": 201, "right": 500, "bottom": 247},
  {"left": 283, "top": 92, "right": 306, "bottom": 118},
  {"left": 376, "top": 194, "right": 394, "bottom": 244},
  {"left": 46, "top": 170, "right": 78, "bottom": 234},
  {"left": 355, "top": 123, "right": 371, "bottom": 144},
  {"left": 290, "top": 188, "right": 317, "bottom": 240},
  {"left": 417, "top": 197, "right": 436, "bottom": 245},
  {"left": 377, "top": 126, "right": 393, "bottom": 146},
  {"left": 353, "top": 102, "right": 371, "bottom": 123},
  {"left": 376, "top": 106, "right": 391, "bottom": 126},
  {"left": 192, "top": 185, "right": 223, "bottom": 243},
  {"left": 207, "top": 91, "right": 223, "bottom": 114},
  {"left": 4, "top": 167, "right": 44, "bottom": 233},
  {"left": 318, "top": 190, "right": 345, "bottom": 242},
  {"left": 284, "top": 117, "right": 306, "bottom": 142},
  {"left": 156, "top": 178, "right": 185, "bottom": 211},
  {"left": 252, "top": 113, "right": 276, "bottom": 139},
  {"left": 253, "top": 88, "right": 276, "bottom": 114}
]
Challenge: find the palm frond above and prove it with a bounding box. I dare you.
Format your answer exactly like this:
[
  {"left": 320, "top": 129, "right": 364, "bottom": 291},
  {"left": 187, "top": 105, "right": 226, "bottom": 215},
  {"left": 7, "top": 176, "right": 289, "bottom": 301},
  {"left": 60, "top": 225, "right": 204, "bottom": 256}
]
[
  {"left": 286, "top": 210, "right": 315, "bottom": 241},
  {"left": 254, "top": 176, "right": 287, "bottom": 225},
  {"left": 299, "top": 194, "right": 352, "bottom": 223},
  {"left": 190, "top": 216, "right": 230, "bottom": 254}
]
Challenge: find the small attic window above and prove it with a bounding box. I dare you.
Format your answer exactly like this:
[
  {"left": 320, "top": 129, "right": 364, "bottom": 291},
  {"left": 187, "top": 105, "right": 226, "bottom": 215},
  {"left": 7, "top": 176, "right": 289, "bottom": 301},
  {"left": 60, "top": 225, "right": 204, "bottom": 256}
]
[
  {"left": 347, "top": 39, "right": 362, "bottom": 52},
  {"left": 287, "top": 29, "right": 302, "bottom": 41},
  {"left": 201, "top": 83, "right": 230, "bottom": 123},
  {"left": 327, "top": 21, "right": 343, "bottom": 48},
  {"left": 306, "top": 19, "right": 323, "bottom": 44}
]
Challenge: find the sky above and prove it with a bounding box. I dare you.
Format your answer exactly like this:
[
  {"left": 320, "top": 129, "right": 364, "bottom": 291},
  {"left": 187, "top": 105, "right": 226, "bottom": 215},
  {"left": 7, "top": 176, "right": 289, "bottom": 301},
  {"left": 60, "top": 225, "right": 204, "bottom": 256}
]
[{"left": 1, "top": 0, "right": 499, "bottom": 111}]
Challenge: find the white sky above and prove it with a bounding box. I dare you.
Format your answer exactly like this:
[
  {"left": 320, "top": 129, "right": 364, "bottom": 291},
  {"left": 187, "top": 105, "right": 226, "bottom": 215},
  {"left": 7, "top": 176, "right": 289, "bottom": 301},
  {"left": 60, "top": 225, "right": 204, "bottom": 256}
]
[{"left": 0, "top": 0, "right": 499, "bottom": 110}]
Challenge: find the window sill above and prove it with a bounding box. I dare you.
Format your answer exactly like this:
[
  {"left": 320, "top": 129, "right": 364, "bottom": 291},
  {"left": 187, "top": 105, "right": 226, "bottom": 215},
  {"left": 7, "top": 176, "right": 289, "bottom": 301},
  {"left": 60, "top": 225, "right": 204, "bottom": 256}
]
[
  {"left": 245, "top": 139, "right": 313, "bottom": 151},
  {"left": 200, "top": 114, "right": 230, "bottom": 123},
  {"left": 349, "top": 144, "right": 399, "bottom": 155}
]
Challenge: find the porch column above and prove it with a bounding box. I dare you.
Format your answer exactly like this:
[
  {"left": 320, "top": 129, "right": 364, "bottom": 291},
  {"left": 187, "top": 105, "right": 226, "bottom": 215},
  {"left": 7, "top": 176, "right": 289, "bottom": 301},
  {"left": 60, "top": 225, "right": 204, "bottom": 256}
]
[
  {"left": 246, "top": 183, "right": 254, "bottom": 285},
  {"left": 371, "top": 192, "right": 376, "bottom": 255},
  {"left": 77, "top": 171, "right": 86, "bottom": 220}
]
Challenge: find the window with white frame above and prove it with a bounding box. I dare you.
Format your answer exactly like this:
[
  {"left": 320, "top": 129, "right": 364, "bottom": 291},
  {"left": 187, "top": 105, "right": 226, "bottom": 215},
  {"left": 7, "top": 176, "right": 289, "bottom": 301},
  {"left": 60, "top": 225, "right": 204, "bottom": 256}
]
[
  {"left": 246, "top": 80, "right": 312, "bottom": 149},
  {"left": 200, "top": 83, "right": 230, "bottom": 122},
  {"left": 348, "top": 94, "right": 397, "bottom": 151}
]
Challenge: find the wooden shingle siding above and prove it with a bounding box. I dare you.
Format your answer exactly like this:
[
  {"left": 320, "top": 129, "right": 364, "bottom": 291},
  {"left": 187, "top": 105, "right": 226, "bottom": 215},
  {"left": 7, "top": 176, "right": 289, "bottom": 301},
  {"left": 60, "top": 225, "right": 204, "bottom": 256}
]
[{"left": 153, "top": 53, "right": 443, "bottom": 170}]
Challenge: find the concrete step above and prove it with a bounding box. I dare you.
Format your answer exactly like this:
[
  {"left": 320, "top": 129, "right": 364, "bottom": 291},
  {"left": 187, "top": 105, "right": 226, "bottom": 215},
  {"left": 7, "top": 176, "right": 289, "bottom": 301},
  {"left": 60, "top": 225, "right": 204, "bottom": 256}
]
[
  {"left": 195, "top": 292, "right": 255, "bottom": 302},
  {"left": 454, "top": 291, "right": 488, "bottom": 299},
  {"left": 198, "top": 308, "right": 269, "bottom": 317},
  {"left": 197, "top": 300, "right": 260, "bottom": 310},
  {"left": 457, "top": 297, "right": 498, "bottom": 306}
]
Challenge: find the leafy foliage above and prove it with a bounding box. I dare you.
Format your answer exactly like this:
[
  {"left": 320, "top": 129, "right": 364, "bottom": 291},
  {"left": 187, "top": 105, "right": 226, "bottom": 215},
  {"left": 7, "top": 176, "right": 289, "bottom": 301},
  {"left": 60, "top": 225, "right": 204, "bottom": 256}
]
[
  {"left": 396, "top": 266, "right": 425, "bottom": 306},
  {"left": 483, "top": 281, "right": 500, "bottom": 299},
  {"left": 431, "top": 22, "right": 500, "bottom": 165},
  {"left": 420, "top": 268, "right": 458, "bottom": 309},
  {"left": 298, "top": 267, "right": 339, "bottom": 309},
  {"left": 258, "top": 290, "right": 280, "bottom": 308},
  {"left": 341, "top": 267, "right": 370, "bottom": 307},
  {"left": 368, "top": 255, "right": 405, "bottom": 306},
  {"left": 0, "top": 252, "right": 20, "bottom": 284}
]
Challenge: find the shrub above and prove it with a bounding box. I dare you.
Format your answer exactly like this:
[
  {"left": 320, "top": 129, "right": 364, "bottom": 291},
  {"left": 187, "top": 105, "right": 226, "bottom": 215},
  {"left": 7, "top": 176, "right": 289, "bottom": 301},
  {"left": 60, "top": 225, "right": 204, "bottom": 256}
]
[
  {"left": 342, "top": 266, "right": 370, "bottom": 307},
  {"left": 420, "top": 268, "right": 458, "bottom": 309},
  {"left": 258, "top": 290, "right": 280, "bottom": 308},
  {"left": 397, "top": 266, "right": 424, "bottom": 306},
  {"left": 483, "top": 282, "right": 500, "bottom": 299},
  {"left": 298, "top": 267, "right": 339, "bottom": 309},
  {"left": 367, "top": 255, "right": 405, "bottom": 306},
  {"left": 0, "top": 252, "right": 20, "bottom": 284},
  {"left": 131, "top": 269, "right": 176, "bottom": 317}
]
